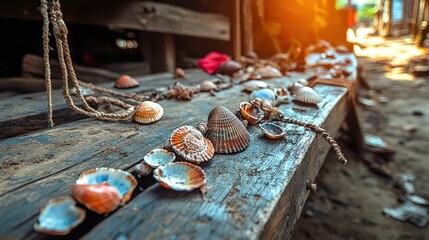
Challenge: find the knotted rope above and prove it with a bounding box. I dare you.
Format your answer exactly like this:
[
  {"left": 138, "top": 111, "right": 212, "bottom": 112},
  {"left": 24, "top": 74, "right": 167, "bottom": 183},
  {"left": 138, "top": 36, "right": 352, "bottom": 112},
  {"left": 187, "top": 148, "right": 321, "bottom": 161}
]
[{"left": 40, "top": 0, "right": 136, "bottom": 126}]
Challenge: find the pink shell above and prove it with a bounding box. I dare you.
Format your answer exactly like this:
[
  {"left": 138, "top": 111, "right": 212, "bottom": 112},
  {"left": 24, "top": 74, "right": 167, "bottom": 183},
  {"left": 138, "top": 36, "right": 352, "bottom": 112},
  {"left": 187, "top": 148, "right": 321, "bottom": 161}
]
[
  {"left": 170, "top": 125, "right": 214, "bottom": 164},
  {"left": 114, "top": 75, "right": 139, "bottom": 89}
]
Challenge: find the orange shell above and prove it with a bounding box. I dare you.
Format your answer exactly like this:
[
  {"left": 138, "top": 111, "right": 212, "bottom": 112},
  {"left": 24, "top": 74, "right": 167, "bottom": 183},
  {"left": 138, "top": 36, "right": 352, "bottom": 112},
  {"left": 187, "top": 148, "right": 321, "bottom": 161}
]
[
  {"left": 153, "top": 162, "right": 206, "bottom": 191},
  {"left": 206, "top": 106, "right": 250, "bottom": 153},
  {"left": 114, "top": 75, "right": 139, "bottom": 89},
  {"left": 239, "top": 102, "right": 264, "bottom": 124},
  {"left": 71, "top": 182, "right": 121, "bottom": 214},
  {"left": 134, "top": 101, "right": 164, "bottom": 124},
  {"left": 170, "top": 125, "right": 214, "bottom": 164}
]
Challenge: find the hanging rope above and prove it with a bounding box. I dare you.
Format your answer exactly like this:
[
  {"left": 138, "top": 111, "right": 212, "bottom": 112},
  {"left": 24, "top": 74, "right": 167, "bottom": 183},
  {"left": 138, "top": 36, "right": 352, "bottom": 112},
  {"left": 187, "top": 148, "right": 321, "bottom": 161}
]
[{"left": 40, "top": 0, "right": 136, "bottom": 125}]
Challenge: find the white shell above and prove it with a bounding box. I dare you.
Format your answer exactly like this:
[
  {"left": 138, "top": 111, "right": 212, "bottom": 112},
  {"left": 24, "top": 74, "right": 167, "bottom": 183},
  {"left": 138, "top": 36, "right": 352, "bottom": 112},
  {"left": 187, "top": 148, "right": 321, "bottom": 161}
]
[
  {"left": 34, "top": 196, "right": 85, "bottom": 235},
  {"left": 75, "top": 167, "right": 137, "bottom": 203},
  {"left": 143, "top": 149, "right": 176, "bottom": 168},
  {"left": 153, "top": 162, "right": 206, "bottom": 191},
  {"left": 294, "top": 86, "right": 321, "bottom": 104},
  {"left": 250, "top": 89, "right": 276, "bottom": 105},
  {"left": 242, "top": 80, "right": 268, "bottom": 92}
]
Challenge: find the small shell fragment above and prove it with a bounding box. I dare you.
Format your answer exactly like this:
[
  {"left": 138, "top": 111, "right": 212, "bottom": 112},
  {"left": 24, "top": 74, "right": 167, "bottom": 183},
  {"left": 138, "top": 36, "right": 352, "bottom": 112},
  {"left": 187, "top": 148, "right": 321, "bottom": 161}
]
[
  {"left": 134, "top": 162, "right": 153, "bottom": 176},
  {"left": 170, "top": 125, "right": 214, "bottom": 164},
  {"left": 294, "top": 86, "right": 321, "bottom": 104},
  {"left": 250, "top": 89, "right": 276, "bottom": 106},
  {"left": 196, "top": 122, "right": 208, "bottom": 136},
  {"left": 134, "top": 101, "right": 164, "bottom": 124},
  {"left": 200, "top": 81, "right": 218, "bottom": 91},
  {"left": 34, "top": 196, "right": 85, "bottom": 236},
  {"left": 153, "top": 162, "right": 206, "bottom": 191},
  {"left": 114, "top": 75, "right": 139, "bottom": 89},
  {"left": 143, "top": 149, "right": 176, "bottom": 168},
  {"left": 259, "top": 122, "right": 286, "bottom": 139}
]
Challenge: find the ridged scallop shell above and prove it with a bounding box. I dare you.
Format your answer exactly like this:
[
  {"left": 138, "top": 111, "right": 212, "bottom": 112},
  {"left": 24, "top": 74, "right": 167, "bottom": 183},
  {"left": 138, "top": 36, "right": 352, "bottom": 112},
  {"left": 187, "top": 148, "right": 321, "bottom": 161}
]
[
  {"left": 242, "top": 80, "right": 268, "bottom": 92},
  {"left": 294, "top": 86, "right": 321, "bottom": 104},
  {"left": 134, "top": 101, "right": 164, "bottom": 124},
  {"left": 114, "top": 75, "right": 139, "bottom": 89},
  {"left": 153, "top": 162, "right": 206, "bottom": 191},
  {"left": 71, "top": 182, "right": 121, "bottom": 214},
  {"left": 143, "top": 149, "right": 175, "bottom": 168},
  {"left": 206, "top": 106, "right": 250, "bottom": 153},
  {"left": 170, "top": 125, "right": 214, "bottom": 164},
  {"left": 75, "top": 167, "right": 137, "bottom": 204},
  {"left": 34, "top": 196, "right": 85, "bottom": 235},
  {"left": 200, "top": 81, "right": 217, "bottom": 91},
  {"left": 250, "top": 89, "right": 276, "bottom": 105},
  {"left": 239, "top": 102, "right": 264, "bottom": 124},
  {"left": 259, "top": 122, "right": 286, "bottom": 139},
  {"left": 196, "top": 122, "right": 208, "bottom": 135}
]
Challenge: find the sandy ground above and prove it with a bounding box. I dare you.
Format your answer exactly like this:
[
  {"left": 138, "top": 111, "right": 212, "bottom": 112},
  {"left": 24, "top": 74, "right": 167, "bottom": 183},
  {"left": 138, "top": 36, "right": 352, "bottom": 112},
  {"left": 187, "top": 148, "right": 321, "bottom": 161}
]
[{"left": 292, "top": 30, "right": 429, "bottom": 240}]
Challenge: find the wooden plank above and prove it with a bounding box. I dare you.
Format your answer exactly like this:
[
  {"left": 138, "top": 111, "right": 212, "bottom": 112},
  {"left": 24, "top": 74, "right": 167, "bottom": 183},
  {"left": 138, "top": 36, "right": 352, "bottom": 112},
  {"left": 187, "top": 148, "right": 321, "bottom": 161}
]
[
  {"left": 241, "top": 0, "right": 254, "bottom": 54},
  {"left": 0, "top": 0, "right": 230, "bottom": 41},
  {"left": 231, "top": 0, "right": 242, "bottom": 60},
  {"left": 0, "top": 69, "right": 210, "bottom": 139},
  {"left": 0, "top": 78, "right": 348, "bottom": 239}
]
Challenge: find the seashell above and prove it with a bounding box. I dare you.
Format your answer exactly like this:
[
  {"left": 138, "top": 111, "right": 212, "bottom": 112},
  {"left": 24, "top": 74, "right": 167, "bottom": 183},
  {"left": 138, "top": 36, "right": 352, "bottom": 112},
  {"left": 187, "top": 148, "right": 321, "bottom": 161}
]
[
  {"left": 200, "top": 80, "right": 218, "bottom": 91},
  {"left": 287, "top": 82, "right": 304, "bottom": 94},
  {"left": 250, "top": 66, "right": 282, "bottom": 80},
  {"left": 71, "top": 182, "right": 121, "bottom": 214},
  {"left": 239, "top": 102, "right": 264, "bottom": 124},
  {"left": 297, "top": 78, "right": 309, "bottom": 86},
  {"left": 153, "top": 162, "right": 206, "bottom": 191},
  {"left": 114, "top": 75, "right": 139, "bottom": 89},
  {"left": 294, "top": 86, "right": 321, "bottom": 104},
  {"left": 143, "top": 149, "right": 175, "bottom": 168},
  {"left": 34, "top": 196, "right": 85, "bottom": 235},
  {"left": 174, "top": 68, "right": 186, "bottom": 78},
  {"left": 250, "top": 89, "right": 276, "bottom": 106},
  {"left": 134, "top": 101, "right": 164, "bottom": 124},
  {"left": 196, "top": 122, "right": 208, "bottom": 135},
  {"left": 75, "top": 167, "right": 137, "bottom": 204},
  {"left": 259, "top": 122, "right": 286, "bottom": 139},
  {"left": 134, "top": 162, "right": 153, "bottom": 176},
  {"left": 242, "top": 80, "right": 268, "bottom": 92},
  {"left": 166, "top": 82, "right": 193, "bottom": 100},
  {"left": 217, "top": 60, "right": 242, "bottom": 75},
  {"left": 206, "top": 106, "right": 250, "bottom": 153},
  {"left": 170, "top": 125, "right": 214, "bottom": 164},
  {"left": 260, "top": 100, "right": 274, "bottom": 114}
]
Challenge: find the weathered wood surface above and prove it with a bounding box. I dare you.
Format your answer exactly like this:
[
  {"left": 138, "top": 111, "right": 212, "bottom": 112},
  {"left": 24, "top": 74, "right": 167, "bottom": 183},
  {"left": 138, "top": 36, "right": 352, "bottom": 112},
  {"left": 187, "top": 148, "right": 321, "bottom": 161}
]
[
  {"left": 0, "top": 69, "right": 210, "bottom": 139},
  {"left": 0, "top": 0, "right": 230, "bottom": 41},
  {"left": 0, "top": 71, "right": 349, "bottom": 240}
]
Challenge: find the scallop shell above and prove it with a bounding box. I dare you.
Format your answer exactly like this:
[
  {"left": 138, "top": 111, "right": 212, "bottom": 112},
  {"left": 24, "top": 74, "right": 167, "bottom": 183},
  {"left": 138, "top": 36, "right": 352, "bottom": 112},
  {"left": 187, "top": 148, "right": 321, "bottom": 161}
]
[
  {"left": 153, "top": 162, "right": 206, "bottom": 191},
  {"left": 134, "top": 162, "right": 153, "bottom": 176},
  {"left": 242, "top": 80, "right": 268, "bottom": 92},
  {"left": 250, "top": 89, "right": 276, "bottom": 106},
  {"left": 34, "top": 196, "right": 85, "bottom": 235},
  {"left": 134, "top": 101, "right": 164, "bottom": 124},
  {"left": 259, "top": 122, "right": 286, "bottom": 139},
  {"left": 170, "top": 125, "right": 214, "bottom": 164},
  {"left": 75, "top": 167, "right": 137, "bottom": 204},
  {"left": 200, "top": 81, "right": 218, "bottom": 91},
  {"left": 196, "top": 122, "right": 208, "bottom": 135},
  {"left": 294, "top": 86, "right": 321, "bottom": 104},
  {"left": 71, "top": 182, "right": 121, "bottom": 214},
  {"left": 114, "top": 75, "right": 139, "bottom": 89},
  {"left": 206, "top": 106, "right": 250, "bottom": 153},
  {"left": 143, "top": 149, "right": 175, "bottom": 168},
  {"left": 239, "top": 102, "right": 264, "bottom": 124}
]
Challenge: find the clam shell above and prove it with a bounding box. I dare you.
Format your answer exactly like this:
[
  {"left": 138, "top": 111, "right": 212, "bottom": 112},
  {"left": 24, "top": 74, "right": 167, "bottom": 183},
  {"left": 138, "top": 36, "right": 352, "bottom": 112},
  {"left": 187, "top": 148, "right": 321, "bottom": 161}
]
[
  {"left": 170, "top": 125, "right": 214, "bottom": 164},
  {"left": 143, "top": 149, "right": 175, "bottom": 168},
  {"left": 239, "top": 102, "right": 264, "bottom": 124},
  {"left": 153, "top": 162, "right": 206, "bottom": 191},
  {"left": 242, "top": 80, "right": 268, "bottom": 92},
  {"left": 250, "top": 89, "right": 276, "bottom": 106},
  {"left": 75, "top": 167, "right": 137, "bottom": 204},
  {"left": 134, "top": 162, "right": 153, "bottom": 176},
  {"left": 114, "top": 75, "right": 139, "bottom": 89},
  {"left": 206, "top": 106, "right": 250, "bottom": 153},
  {"left": 200, "top": 80, "right": 217, "bottom": 91},
  {"left": 134, "top": 101, "right": 164, "bottom": 124},
  {"left": 294, "top": 86, "right": 321, "bottom": 104},
  {"left": 217, "top": 60, "right": 242, "bottom": 75},
  {"left": 259, "top": 122, "right": 286, "bottom": 139},
  {"left": 34, "top": 196, "right": 85, "bottom": 235},
  {"left": 71, "top": 182, "right": 121, "bottom": 214},
  {"left": 250, "top": 66, "right": 282, "bottom": 79}
]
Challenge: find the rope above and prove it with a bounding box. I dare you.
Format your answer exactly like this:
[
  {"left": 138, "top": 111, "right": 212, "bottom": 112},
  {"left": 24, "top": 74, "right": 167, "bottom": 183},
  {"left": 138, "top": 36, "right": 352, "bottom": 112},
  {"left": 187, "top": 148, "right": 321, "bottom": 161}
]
[{"left": 40, "top": 0, "right": 136, "bottom": 123}]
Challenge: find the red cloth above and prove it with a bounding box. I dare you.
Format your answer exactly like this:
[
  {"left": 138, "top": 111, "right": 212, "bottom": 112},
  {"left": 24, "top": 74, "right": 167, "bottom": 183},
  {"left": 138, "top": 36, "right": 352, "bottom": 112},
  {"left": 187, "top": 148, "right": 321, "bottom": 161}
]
[{"left": 198, "top": 52, "right": 230, "bottom": 74}]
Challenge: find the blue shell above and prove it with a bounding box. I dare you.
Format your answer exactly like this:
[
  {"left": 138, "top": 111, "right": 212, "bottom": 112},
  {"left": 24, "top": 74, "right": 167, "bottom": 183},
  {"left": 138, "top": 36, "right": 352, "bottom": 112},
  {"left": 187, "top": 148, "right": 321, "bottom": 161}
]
[{"left": 249, "top": 89, "right": 276, "bottom": 105}]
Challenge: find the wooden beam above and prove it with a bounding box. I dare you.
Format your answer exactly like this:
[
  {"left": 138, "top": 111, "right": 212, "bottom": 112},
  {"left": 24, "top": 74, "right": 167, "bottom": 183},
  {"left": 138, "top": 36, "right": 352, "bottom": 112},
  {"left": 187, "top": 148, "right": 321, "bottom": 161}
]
[
  {"left": 241, "top": 0, "right": 254, "bottom": 54},
  {"left": 144, "top": 33, "right": 176, "bottom": 73},
  {"left": 231, "top": 0, "right": 242, "bottom": 60}
]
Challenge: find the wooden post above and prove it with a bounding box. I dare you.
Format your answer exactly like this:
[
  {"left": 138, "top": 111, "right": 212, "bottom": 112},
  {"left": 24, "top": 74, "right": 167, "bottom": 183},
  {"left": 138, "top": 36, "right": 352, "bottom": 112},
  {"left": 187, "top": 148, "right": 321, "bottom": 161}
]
[
  {"left": 144, "top": 33, "right": 175, "bottom": 73},
  {"left": 241, "top": 0, "right": 253, "bottom": 54},
  {"left": 231, "top": 0, "right": 241, "bottom": 60}
]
